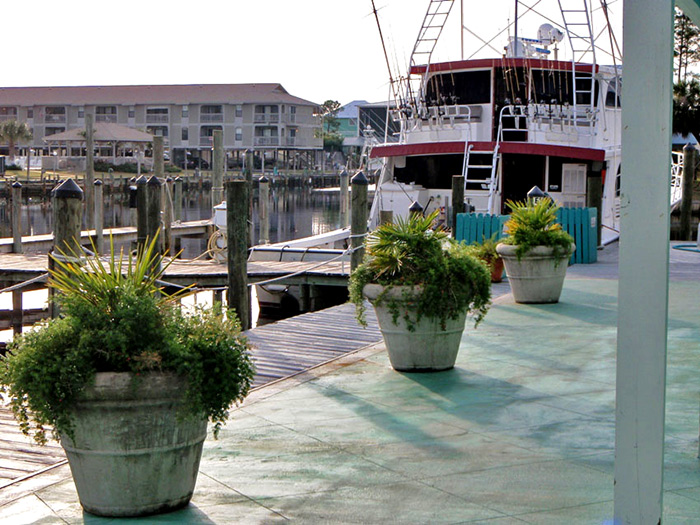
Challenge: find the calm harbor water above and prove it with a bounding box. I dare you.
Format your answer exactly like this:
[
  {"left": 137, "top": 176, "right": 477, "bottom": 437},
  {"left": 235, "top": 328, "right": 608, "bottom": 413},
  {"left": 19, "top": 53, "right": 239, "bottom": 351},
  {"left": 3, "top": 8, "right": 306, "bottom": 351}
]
[{"left": 0, "top": 185, "right": 344, "bottom": 342}]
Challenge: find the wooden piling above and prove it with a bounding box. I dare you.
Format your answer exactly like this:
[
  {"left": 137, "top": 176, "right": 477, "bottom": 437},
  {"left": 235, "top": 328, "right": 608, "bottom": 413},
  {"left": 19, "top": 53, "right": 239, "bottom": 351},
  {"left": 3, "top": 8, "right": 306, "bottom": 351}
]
[
  {"left": 226, "top": 180, "right": 251, "bottom": 330},
  {"left": 245, "top": 150, "right": 254, "bottom": 246},
  {"left": 153, "top": 135, "right": 164, "bottom": 180},
  {"left": 259, "top": 176, "right": 270, "bottom": 244},
  {"left": 85, "top": 114, "right": 95, "bottom": 230},
  {"left": 452, "top": 175, "right": 465, "bottom": 234},
  {"left": 680, "top": 144, "right": 695, "bottom": 240},
  {"left": 163, "top": 177, "right": 173, "bottom": 255},
  {"left": 173, "top": 177, "right": 183, "bottom": 254},
  {"left": 51, "top": 179, "right": 84, "bottom": 318},
  {"left": 339, "top": 170, "right": 349, "bottom": 228},
  {"left": 136, "top": 175, "right": 148, "bottom": 249},
  {"left": 94, "top": 179, "right": 104, "bottom": 254},
  {"left": 146, "top": 175, "right": 163, "bottom": 255},
  {"left": 11, "top": 182, "right": 22, "bottom": 254},
  {"left": 351, "top": 171, "right": 368, "bottom": 272},
  {"left": 212, "top": 129, "right": 224, "bottom": 207},
  {"left": 11, "top": 289, "right": 22, "bottom": 337}
]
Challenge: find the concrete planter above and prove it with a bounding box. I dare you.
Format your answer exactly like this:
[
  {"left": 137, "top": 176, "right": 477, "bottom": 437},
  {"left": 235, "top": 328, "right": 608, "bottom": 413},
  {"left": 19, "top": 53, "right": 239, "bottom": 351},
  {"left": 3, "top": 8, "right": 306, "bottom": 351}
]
[
  {"left": 60, "top": 372, "right": 208, "bottom": 517},
  {"left": 363, "top": 284, "right": 467, "bottom": 372},
  {"left": 496, "top": 243, "right": 575, "bottom": 303}
]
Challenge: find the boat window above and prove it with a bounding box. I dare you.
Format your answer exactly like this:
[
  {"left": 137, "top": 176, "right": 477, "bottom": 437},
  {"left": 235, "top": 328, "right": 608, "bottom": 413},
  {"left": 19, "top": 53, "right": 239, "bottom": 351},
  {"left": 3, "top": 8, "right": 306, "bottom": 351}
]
[
  {"left": 394, "top": 155, "right": 462, "bottom": 189},
  {"left": 606, "top": 78, "right": 622, "bottom": 108},
  {"left": 424, "top": 71, "right": 490, "bottom": 106},
  {"left": 529, "top": 70, "right": 574, "bottom": 105}
]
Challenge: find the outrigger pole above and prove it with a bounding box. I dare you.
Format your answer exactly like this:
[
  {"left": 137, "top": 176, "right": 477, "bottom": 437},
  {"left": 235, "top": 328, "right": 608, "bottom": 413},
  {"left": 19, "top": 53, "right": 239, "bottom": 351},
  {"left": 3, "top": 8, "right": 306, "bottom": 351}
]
[{"left": 370, "top": 0, "right": 400, "bottom": 104}]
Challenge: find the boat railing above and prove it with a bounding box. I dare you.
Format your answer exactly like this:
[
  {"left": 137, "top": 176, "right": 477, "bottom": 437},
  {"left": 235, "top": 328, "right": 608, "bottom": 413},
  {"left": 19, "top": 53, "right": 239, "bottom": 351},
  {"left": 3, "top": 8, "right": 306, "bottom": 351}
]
[
  {"left": 393, "top": 103, "right": 481, "bottom": 138},
  {"left": 499, "top": 103, "right": 599, "bottom": 140}
]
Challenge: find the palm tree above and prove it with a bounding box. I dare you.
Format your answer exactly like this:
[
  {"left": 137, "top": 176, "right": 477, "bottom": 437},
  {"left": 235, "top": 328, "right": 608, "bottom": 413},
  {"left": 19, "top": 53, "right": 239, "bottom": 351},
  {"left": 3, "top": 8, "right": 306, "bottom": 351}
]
[{"left": 0, "top": 120, "right": 32, "bottom": 161}]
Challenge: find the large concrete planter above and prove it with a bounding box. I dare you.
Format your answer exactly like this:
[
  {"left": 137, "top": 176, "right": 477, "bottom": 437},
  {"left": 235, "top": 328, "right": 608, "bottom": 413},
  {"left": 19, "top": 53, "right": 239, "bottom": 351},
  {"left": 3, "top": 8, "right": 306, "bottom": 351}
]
[
  {"left": 60, "top": 372, "right": 208, "bottom": 517},
  {"left": 363, "top": 284, "right": 467, "bottom": 372},
  {"left": 496, "top": 243, "right": 575, "bottom": 304}
]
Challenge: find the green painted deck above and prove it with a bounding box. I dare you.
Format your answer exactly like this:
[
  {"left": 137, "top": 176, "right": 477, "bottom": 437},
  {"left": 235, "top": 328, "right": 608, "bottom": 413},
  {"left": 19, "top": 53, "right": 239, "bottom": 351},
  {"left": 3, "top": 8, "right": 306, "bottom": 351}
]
[{"left": 3, "top": 243, "right": 700, "bottom": 523}]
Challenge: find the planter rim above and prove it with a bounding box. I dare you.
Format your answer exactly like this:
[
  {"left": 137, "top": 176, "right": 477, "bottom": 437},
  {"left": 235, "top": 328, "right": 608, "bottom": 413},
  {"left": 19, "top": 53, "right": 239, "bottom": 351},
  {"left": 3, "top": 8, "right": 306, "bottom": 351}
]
[
  {"left": 362, "top": 283, "right": 423, "bottom": 302},
  {"left": 496, "top": 243, "right": 575, "bottom": 258},
  {"left": 78, "top": 371, "right": 187, "bottom": 403}
]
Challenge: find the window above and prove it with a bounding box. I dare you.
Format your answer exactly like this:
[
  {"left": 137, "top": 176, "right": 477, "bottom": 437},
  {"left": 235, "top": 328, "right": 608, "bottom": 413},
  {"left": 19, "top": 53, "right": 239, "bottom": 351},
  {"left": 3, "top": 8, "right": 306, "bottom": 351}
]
[
  {"left": 128, "top": 107, "right": 135, "bottom": 118},
  {"left": 182, "top": 127, "right": 189, "bottom": 141},
  {"left": 0, "top": 106, "right": 17, "bottom": 121},
  {"left": 27, "top": 109, "right": 34, "bottom": 119},
  {"left": 182, "top": 105, "right": 189, "bottom": 118},
  {"left": 45, "top": 127, "right": 65, "bottom": 136},
  {"left": 45, "top": 106, "right": 66, "bottom": 123},
  {"left": 78, "top": 107, "right": 84, "bottom": 118},
  {"left": 235, "top": 127, "right": 242, "bottom": 141},
  {"left": 605, "top": 77, "right": 621, "bottom": 108},
  {"left": 235, "top": 105, "right": 243, "bottom": 117}
]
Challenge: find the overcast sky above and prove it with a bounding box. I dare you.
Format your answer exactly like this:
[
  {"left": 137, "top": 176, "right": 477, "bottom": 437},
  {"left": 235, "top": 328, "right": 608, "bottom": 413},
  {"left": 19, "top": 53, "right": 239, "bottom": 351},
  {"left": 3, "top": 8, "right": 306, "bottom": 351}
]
[{"left": 4, "top": 1, "right": 621, "bottom": 106}]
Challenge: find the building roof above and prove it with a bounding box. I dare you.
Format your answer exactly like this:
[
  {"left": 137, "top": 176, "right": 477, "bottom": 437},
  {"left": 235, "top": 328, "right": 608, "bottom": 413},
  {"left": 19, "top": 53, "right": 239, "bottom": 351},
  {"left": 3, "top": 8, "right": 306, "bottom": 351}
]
[
  {"left": 43, "top": 123, "right": 154, "bottom": 143},
  {"left": 0, "top": 84, "right": 318, "bottom": 107},
  {"left": 337, "top": 100, "right": 369, "bottom": 119}
]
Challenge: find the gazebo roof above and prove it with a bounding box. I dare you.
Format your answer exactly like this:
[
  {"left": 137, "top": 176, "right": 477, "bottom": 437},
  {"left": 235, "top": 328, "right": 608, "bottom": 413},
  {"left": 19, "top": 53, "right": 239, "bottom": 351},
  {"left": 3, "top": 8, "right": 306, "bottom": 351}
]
[{"left": 43, "top": 123, "right": 154, "bottom": 143}]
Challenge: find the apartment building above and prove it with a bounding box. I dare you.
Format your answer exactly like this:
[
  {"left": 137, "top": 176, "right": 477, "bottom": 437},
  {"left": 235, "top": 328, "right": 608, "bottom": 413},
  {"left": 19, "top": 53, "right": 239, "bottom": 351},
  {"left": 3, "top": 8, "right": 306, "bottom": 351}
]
[{"left": 0, "top": 83, "right": 323, "bottom": 168}]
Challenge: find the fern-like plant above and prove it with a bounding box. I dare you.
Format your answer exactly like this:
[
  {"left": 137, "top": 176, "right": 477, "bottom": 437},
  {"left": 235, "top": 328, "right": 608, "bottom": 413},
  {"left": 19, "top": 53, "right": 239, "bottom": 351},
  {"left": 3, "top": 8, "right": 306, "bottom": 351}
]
[
  {"left": 500, "top": 198, "right": 574, "bottom": 260},
  {"left": 1, "top": 236, "right": 255, "bottom": 444},
  {"left": 349, "top": 210, "right": 491, "bottom": 330}
]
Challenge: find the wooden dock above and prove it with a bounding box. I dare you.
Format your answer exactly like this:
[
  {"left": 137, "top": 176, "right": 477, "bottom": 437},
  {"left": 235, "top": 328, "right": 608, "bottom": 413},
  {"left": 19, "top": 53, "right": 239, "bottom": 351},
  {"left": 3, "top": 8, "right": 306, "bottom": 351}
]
[{"left": 0, "top": 302, "right": 381, "bottom": 495}]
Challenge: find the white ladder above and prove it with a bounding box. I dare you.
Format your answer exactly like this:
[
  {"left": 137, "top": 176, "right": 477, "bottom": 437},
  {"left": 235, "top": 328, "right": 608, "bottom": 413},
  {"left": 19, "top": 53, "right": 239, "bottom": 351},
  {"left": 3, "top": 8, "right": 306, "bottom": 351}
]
[
  {"left": 462, "top": 143, "right": 500, "bottom": 215},
  {"left": 557, "top": 0, "right": 597, "bottom": 127},
  {"left": 408, "top": 0, "right": 455, "bottom": 101}
]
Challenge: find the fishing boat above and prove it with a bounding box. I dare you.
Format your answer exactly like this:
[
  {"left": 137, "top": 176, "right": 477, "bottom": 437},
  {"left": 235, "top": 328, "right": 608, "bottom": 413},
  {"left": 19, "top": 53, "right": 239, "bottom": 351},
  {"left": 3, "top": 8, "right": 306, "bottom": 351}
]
[{"left": 368, "top": 0, "right": 625, "bottom": 245}]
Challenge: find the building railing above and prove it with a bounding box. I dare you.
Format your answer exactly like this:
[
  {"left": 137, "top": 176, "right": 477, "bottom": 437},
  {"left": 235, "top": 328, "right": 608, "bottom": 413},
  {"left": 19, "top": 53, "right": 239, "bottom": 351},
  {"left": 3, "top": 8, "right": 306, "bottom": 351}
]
[
  {"left": 254, "top": 137, "right": 280, "bottom": 147},
  {"left": 146, "top": 114, "right": 169, "bottom": 124},
  {"left": 44, "top": 114, "right": 66, "bottom": 124},
  {"left": 95, "top": 114, "right": 118, "bottom": 123},
  {"left": 199, "top": 136, "right": 213, "bottom": 147},
  {"left": 286, "top": 137, "right": 296, "bottom": 146},
  {"left": 200, "top": 114, "right": 223, "bottom": 123},
  {"left": 0, "top": 114, "right": 18, "bottom": 122},
  {"left": 254, "top": 114, "right": 280, "bottom": 123}
]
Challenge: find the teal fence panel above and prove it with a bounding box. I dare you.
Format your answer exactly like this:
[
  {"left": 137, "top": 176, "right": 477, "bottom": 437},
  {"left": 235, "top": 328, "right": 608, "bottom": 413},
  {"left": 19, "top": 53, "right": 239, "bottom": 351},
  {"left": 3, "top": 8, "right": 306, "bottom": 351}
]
[
  {"left": 455, "top": 213, "right": 508, "bottom": 244},
  {"left": 555, "top": 207, "right": 598, "bottom": 264},
  {"left": 456, "top": 208, "right": 598, "bottom": 264}
]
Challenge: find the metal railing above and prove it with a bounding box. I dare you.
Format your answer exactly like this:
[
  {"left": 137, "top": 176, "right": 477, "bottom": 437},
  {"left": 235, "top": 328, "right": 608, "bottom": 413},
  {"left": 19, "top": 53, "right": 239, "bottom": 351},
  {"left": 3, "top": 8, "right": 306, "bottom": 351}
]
[
  {"left": 95, "top": 114, "right": 118, "bottom": 123},
  {"left": 200, "top": 114, "right": 223, "bottom": 123},
  {"left": 254, "top": 137, "right": 280, "bottom": 147},
  {"left": 44, "top": 114, "right": 66, "bottom": 124},
  {"left": 146, "top": 114, "right": 169, "bottom": 124}
]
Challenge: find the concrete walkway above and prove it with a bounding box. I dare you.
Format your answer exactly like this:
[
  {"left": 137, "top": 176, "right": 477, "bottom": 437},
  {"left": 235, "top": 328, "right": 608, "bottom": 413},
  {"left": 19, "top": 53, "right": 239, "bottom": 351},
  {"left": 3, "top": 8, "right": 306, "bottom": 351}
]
[{"left": 3, "top": 243, "right": 700, "bottom": 523}]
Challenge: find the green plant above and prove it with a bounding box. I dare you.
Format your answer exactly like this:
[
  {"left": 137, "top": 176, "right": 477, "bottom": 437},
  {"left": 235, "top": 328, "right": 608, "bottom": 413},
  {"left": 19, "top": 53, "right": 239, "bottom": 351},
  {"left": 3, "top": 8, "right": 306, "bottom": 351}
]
[
  {"left": 349, "top": 210, "right": 491, "bottom": 330},
  {"left": 500, "top": 198, "right": 574, "bottom": 260},
  {"left": 467, "top": 233, "right": 501, "bottom": 267},
  {"left": 0, "top": 237, "right": 255, "bottom": 444}
]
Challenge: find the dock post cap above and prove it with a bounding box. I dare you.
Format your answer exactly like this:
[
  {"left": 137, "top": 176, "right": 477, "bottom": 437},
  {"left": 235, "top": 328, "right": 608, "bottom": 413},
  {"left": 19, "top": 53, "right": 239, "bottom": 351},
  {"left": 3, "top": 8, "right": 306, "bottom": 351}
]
[
  {"left": 340, "top": 169, "right": 348, "bottom": 177},
  {"left": 351, "top": 171, "right": 368, "bottom": 185},
  {"left": 52, "top": 178, "right": 84, "bottom": 200},
  {"left": 259, "top": 176, "right": 269, "bottom": 183},
  {"left": 135, "top": 175, "right": 148, "bottom": 185},
  {"left": 11, "top": 181, "right": 21, "bottom": 189},
  {"left": 94, "top": 179, "right": 103, "bottom": 186},
  {"left": 147, "top": 175, "right": 162, "bottom": 186},
  {"left": 174, "top": 176, "right": 182, "bottom": 182},
  {"left": 527, "top": 186, "right": 547, "bottom": 200},
  {"left": 166, "top": 176, "right": 173, "bottom": 183},
  {"left": 409, "top": 200, "right": 424, "bottom": 214}
]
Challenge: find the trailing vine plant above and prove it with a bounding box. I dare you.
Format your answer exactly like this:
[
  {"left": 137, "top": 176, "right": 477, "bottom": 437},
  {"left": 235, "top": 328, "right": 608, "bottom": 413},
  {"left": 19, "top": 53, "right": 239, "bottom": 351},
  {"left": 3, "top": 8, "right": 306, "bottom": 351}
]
[{"left": 349, "top": 210, "right": 491, "bottom": 331}]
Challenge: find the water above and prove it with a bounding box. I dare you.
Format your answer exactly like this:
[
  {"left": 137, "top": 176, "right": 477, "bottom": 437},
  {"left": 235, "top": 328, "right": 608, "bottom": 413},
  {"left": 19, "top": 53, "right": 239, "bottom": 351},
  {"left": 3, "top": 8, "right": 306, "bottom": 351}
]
[{"left": 0, "top": 185, "right": 344, "bottom": 342}]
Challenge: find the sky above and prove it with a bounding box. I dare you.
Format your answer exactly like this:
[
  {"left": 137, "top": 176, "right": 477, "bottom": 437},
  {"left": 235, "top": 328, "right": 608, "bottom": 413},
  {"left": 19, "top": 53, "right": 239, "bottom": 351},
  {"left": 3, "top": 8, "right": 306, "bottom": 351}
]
[{"left": 3, "top": 0, "right": 622, "bottom": 106}]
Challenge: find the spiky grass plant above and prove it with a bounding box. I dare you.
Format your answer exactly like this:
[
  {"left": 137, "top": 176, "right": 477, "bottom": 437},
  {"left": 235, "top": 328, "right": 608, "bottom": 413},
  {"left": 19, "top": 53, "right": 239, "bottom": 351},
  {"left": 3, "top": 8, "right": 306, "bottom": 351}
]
[
  {"left": 349, "top": 210, "right": 491, "bottom": 330},
  {"left": 1, "top": 236, "right": 254, "bottom": 444},
  {"left": 501, "top": 198, "right": 574, "bottom": 260}
]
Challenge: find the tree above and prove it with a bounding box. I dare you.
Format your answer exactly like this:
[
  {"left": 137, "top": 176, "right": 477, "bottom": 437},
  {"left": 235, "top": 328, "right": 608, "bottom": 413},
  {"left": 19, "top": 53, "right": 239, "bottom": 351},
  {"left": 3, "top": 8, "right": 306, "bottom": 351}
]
[
  {"left": 673, "top": 79, "right": 700, "bottom": 136},
  {"left": 315, "top": 100, "right": 343, "bottom": 152},
  {"left": 0, "top": 120, "right": 32, "bottom": 161},
  {"left": 675, "top": 9, "right": 700, "bottom": 84}
]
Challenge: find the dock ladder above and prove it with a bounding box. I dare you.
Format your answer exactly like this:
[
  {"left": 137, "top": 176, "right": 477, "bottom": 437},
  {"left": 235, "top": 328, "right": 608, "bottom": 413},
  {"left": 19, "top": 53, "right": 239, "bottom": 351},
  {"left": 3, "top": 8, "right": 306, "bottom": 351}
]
[{"left": 557, "top": 0, "right": 597, "bottom": 129}]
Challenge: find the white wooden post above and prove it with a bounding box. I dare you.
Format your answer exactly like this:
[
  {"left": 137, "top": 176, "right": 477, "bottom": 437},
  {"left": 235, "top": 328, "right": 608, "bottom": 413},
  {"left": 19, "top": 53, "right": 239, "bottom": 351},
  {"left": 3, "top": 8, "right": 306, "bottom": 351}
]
[{"left": 614, "top": 1, "right": 674, "bottom": 523}]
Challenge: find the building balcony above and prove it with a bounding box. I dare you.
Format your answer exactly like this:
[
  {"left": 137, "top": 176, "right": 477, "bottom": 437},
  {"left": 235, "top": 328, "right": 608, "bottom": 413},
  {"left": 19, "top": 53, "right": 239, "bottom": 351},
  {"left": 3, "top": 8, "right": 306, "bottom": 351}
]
[
  {"left": 146, "top": 115, "right": 169, "bottom": 124},
  {"left": 0, "top": 114, "right": 18, "bottom": 122},
  {"left": 199, "top": 136, "right": 213, "bottom": 147},
  {"left": 254, "top": 137, "right": 280, "bottom": 147},
  {"left": 200, "top": 114, "right": 223, "bottom": 123},
  {"left": 286, "top": 137, "right": 296, "bottom": 146},
  {"left": 95, "top": 114, "right": 118, "bottom": 123},
  {"left": 44, "top": 114, "right": 66, "bottom": 124},
  {"left": 254, "top": 114, "right": 280, "bottom": 124}
]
